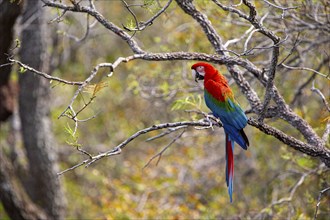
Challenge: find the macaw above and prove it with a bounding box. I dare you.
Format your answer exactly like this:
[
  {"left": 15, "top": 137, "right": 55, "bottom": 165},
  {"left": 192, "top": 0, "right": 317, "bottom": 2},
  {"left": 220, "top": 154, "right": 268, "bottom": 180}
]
[{"left": 191, "top": 62, "right": 249, "bottom": 203}]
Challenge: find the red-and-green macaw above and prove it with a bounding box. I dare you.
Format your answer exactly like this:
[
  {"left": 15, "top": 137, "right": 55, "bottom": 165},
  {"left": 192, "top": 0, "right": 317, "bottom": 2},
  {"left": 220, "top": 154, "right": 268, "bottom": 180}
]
[{"left": 191, "top": 62, "right": 249, "bottom": 203}]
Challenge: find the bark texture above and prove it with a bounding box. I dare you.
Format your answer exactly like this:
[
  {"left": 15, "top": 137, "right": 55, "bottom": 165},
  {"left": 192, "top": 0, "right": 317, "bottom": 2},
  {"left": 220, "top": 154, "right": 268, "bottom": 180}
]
[
  {"left": 18, "top": 0, "right": 65, "bottom": 218},
  {"left": 0, "top": 0, "right": 21, "bottom": 122}
]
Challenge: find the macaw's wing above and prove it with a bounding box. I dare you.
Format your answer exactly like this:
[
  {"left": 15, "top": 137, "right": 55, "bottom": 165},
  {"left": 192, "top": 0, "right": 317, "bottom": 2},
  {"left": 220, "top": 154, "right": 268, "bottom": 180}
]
[
  {"left": 204, "top": 81, "right": 249, "bottom": 149},
  {"left": 204, "top": 81, "right": 248, "bottom": 129}
]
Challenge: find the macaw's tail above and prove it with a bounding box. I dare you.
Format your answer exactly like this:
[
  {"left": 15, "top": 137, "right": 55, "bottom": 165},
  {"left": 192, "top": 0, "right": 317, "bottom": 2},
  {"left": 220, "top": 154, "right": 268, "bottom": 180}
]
[
  {"left": 225, "top": 133, "right": 234, "bottom": 203},
  {"left": 223, "top": 124, "right": 249, "bottom": 150}
]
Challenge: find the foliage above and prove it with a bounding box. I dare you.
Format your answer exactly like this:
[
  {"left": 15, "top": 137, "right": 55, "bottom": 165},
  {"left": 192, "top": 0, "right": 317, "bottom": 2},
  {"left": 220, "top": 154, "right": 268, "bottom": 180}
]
[
  {"left": 1, "top": 0, "right": 329, "bottom": 219},
  {"left": 45, "top": 0, "right": 330, "bottom": 218}
]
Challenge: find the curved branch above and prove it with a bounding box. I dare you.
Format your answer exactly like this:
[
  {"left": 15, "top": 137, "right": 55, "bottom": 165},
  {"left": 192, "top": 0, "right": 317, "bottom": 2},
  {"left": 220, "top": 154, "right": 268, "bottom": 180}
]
[
  {"left": 57, "top": 119, "right": 217, "bottom": 175},
  {"left": 41, "top": 0, "right": 144, "bottom": 54},
  {"left": 9, "top": 58, "right": 84, "bottom": 86},
  {"left": 57, "top": 115, "right": 330, "bottom": 176},
  {"left": 123, "top": 0, "right": 173, "bottom": 32},
  {"left": 248, "top": 118, "right": 330, "bottom": 167}
]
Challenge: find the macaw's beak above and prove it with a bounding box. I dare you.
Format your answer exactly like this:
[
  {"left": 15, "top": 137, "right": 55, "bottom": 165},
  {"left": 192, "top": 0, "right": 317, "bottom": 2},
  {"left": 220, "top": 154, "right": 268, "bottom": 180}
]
[
  {"left": 192, "top": 69, "right": 204, "bottom": 82},
  {"left": 195, "top": 72, "right": 204, "bottom": 82}
]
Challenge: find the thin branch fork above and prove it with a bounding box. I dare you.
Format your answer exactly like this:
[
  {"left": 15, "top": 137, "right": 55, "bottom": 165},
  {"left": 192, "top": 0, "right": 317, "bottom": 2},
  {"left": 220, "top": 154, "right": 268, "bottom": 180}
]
[
  {"left": 314, "top": 185, "right": 330, "bottom": 220},
  {"left": 57, "top": 119, "right": 215, "bottom": 176},
  {"left": 122, "top": 0, "right": 173, "bottom": 32},
  {"left": 41, "top": 0, "right": 145, "bottom": 54},
  {"left": 58, "top": 62, "right": 113, "bottom": 118},
  {"left": 143, "top": 129, "right": 186, "bottom": 169},
  {"left": 57, "top": 115, "right": 330, "bottom": 176},
  {"left": 256, "top": 164, "right": 326, "bottom": 219},
  {"left": 8, "top": 51, "right": 262, "bottom": 121}
]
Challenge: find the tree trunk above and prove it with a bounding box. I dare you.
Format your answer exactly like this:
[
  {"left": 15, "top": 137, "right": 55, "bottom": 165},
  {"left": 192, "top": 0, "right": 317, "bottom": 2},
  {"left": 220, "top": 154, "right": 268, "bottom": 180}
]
[
  {"left": 0, "top": 0, "right": 21, "bottom": 122},
  {"left": 18, "top": 0, "right": 65, "bottom": 218},
  {"left": 0, "top": 154, "right": 47, "bottom": 220}
]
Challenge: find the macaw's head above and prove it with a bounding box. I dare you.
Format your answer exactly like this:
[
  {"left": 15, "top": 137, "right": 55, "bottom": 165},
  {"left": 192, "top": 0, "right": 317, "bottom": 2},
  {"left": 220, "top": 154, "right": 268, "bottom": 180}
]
[{"left": 191, "top": 62, "right": 218, "bottom": 82}]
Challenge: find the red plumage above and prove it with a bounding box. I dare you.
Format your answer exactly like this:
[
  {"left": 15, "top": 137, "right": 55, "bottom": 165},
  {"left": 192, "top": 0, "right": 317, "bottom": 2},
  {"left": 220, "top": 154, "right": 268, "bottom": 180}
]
[
  {"left": 191, "top": 62, "right": 250, "bottom": 203},
  {"left": 191, "top": 62, "right": 233, "bottom": 102}
]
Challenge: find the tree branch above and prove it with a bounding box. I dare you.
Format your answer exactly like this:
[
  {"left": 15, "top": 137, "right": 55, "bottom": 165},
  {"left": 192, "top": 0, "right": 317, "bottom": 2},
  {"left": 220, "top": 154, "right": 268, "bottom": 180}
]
[
  {"left": 57, "top": 119, "right": 216, "bottom": 175},
  {"left": 248, "top": 118, "right": 330, "bottom": 166},
  {"left": 9, "top": 58, "right": 83, "bottom": 86}
]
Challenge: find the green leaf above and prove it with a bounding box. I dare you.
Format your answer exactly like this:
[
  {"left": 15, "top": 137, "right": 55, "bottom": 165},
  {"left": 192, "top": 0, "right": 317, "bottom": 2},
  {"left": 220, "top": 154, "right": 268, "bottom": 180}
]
[
  {"left": 296, "top": 156, "right": 315, "bottom": 169},
  {"left": 19, "top": 66, "right": 27, "bottom": 73},
  {"left": 171, "top": 94, "right": 203, "bottom": 111}
]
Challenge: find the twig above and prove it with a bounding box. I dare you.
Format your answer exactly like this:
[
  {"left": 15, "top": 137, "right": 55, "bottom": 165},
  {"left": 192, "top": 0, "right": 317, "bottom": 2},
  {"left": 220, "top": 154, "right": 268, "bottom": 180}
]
[
  {"left": 281, "top": 64, "right": 330, "bottom": 79},
  {"left": 57, "top": 159, "right": 90, "bottom": 176},
  {"left": 49, "top": 8, "right": 68, "bottom": 23},
  {"left": 278, "top": 32, "right": 302, "bottom": 66},
  {"left": 311, "top": 80, "right": 330, "bottom": 112},
  {"left": 256, "top": 164, "right": 325, "bottom": 219},
  {"left": 122, "top": 0, "right": 173, "bottom": 32},
  {"left": 57, "top": 119, "right": 214, "bottom": 175},
  {"left": 322, "top": 121, "right": 330, "bottom": 143},
  {"left": 63, "top": 14, "right": 95, "bottom": 43},
  {"left": 290, "top": 73, "right": 317, "bottom": 106},
  {"left": 9, "top": 58, "right": 83, "bottom": 85},
  {"left": 262, "top": 0, "right": 299, "bottom": 19},
  {"left": 143, "top": 129, "right": 186, "bottom": 168},
  {"left": 121, "top": 0, "right": 138, "bottom": 37},
  {"left": 146, "top": 126, "right": 187, "bottom": 142},
  {"left": 76, "top": 146, "right": 93, "bottom": 159},
  {"left": 314, "top": 186, "right": 330, "bottom": 220},
  {"left": 243, "top": 13, "right": 268, "bottom": 53},
  {"left": 257, "top": 45, "right": 279, "bottom": 122},
  {"left": 58, "top": 62, "right": 113, "bottom": 118},
  {"left": 0, "top": 62, "right": 13, "bottom": 68},
  {"left": 224, "top": 25, "right": 254, "bottom": 48}
]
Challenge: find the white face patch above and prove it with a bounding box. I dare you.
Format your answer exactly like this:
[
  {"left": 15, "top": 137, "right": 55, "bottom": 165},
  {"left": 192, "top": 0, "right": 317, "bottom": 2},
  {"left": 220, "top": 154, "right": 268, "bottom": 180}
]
[
  {"left": 192, "top": 66, "right": 205, "bottom": 88},
  {"left": 191, "top": 69, "right": 197, "bottom": 80},
  {"left": 192, "top": 66, "right": 205, "bottom": 79},
  {"left": 196, "top": 66, "right": 205, "bottom": 76}
]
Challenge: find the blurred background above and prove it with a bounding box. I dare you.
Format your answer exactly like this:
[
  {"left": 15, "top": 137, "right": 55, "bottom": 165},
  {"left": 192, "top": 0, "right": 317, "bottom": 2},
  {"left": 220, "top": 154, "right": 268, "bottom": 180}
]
[{"left": 0, "top": 0, "right": 329, "bottom": 219}]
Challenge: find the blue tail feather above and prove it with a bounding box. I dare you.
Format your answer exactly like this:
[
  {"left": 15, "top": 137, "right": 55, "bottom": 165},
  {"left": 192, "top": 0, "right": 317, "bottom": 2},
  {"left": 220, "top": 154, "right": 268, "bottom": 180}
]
[{"left": 225, "top": 133, "right": 234, "bottom": 203}]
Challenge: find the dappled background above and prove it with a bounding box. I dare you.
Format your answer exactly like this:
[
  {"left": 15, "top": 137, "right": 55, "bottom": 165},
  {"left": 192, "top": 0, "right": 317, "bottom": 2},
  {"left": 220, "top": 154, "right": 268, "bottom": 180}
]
[{"left": 0, "top": 0, "right": 329, "bottom": 219}]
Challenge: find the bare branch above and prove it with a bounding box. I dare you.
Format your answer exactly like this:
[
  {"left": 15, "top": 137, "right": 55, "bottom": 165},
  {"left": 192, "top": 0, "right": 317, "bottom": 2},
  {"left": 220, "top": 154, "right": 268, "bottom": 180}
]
[
  {"left": 212, "top": 0, "right": 249, "bottom": 20},
  {"left": 57, "top": 119, "right": 217, "bottom": 175},
  {"left": 314, "top": 186, "right": 330, "bottom": 220},
  {"left": 256, "top": 164, "right": 326, "bottom": 219},
  {"left": 262, "top": 0, "right": 299, "bottom": 19},
  {"left": 143, "top": 129, "right": 186, "bottom": 168},
  {"left": 58, "top": 62, "right": 113, "bottom": 118},
  {"left": 281, "top": 63, "right": 330, "bottom": 79},
  {"left": 248, "top": 118, "right": 330, "bottom": 166},
  {"left": 9, "top": 58, "right": 83, "bottom": 85},
  {"left": 57, "top": 114, "right": 330, "bottom": 176},
  {"left": 146, "top": 126, "right": 187, "bottom": 142},
  {"left": 123, "top": 0, "right": 173, "bottom": 32},
  {"left": 257, "top": 45, "right": 280, "bottom": 122},
  {"left": 311, "top": 81, "right": 330, "bottom": 112},
  {"left": 41, "top": 0, "right": 145, "bottom": 54},
  {"left": 121, "top": 0, "right": 139, "bottom": 37},
  {"left": 140, "top": 0, "right": 172, "bottom": 30},
  {"left": 34, "top": 0, "right": 329, "bottom": 171}
]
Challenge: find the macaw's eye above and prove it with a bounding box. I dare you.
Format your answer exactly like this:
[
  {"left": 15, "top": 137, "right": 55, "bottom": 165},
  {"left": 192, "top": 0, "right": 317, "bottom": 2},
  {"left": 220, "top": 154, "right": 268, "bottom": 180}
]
[{"left": 196, "top": 66, "right": 204, "bottom": 73}]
